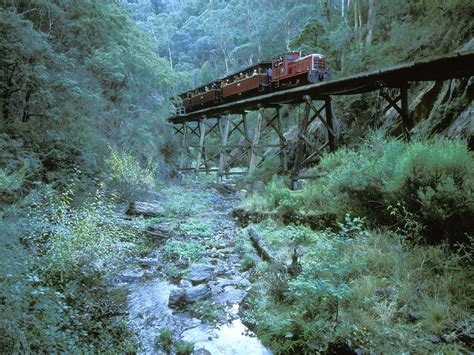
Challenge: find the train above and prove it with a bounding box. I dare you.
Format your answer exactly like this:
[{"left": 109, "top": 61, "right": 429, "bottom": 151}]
[{"left": 174, "top": 51, "right": 331, "bottom": 115}]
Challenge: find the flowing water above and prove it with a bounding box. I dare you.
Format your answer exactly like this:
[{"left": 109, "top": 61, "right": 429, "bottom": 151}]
[
  {"left": 125, "top": 183, "right": 272, "bottom": 354},
  {"left": 128, "top": 278, "right": 270, "bottom": 354}
]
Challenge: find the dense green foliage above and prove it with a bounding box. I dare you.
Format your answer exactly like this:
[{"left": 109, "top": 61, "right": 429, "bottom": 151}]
[
  {"left": 0, "top": 1, "right": 186, "bottom": 196},
  {"left": 1, "top": 186, "right": 146, "bottom": 352},
  {"left": 0, "top": 1, "right": 179, "bottom": 351},
  {"left": 125, "top": 0, "right": 324, "bottom": 85},
  {"left": 243, "top": 137, "right": 474, "bottom": 243},
  {"left": 243, "top": 221, "right": 472, "bottom": 353}
]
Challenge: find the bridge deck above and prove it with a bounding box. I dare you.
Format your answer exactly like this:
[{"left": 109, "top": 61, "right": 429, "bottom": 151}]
[{"left": 169, "top": 50, "right": 474, "bottom": 124}]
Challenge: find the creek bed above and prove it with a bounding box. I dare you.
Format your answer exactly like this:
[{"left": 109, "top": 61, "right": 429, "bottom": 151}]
[{"left": 123, "top": 182, "right": 271, "bottom": 354}]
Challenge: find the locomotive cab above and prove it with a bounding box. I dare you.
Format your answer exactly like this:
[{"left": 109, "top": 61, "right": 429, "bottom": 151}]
[
  {"left": 271, "top": 51, "right": 331, "bottom": 87},
  {"left": 307, "top": 54, "right": 332, "bottom": 83},
  {"left": 271, "top": 51, "right": 301, "bottom": 81}
]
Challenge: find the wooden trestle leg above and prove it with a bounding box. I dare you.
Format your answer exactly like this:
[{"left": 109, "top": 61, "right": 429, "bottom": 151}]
[
  {"left": 218, "top": 115, "right": 230, "bottom": 181},
  {"left": 291, "top": 95, "right": 337, "bottom": 189},
  {"left": 379, "top": 84, "right": 411, "bottom": 141},
  {"left": 194, "top": 116, "right": 207, "bottom": 174},
  {"left": 276, "top": 106, "right": 288, "bottom": 173},
  {"left": 400, "top": 85, "right": 411, "bottom": 141},
  {"left": 249, "top": 107, "right": 264, "bottom": 175},
  {"left": 178, "top": 122, "right": 188, "bottom": 172}
]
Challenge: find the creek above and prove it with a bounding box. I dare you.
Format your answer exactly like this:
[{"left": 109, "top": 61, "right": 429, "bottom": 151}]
[{"left": 121, "top": 183, "right": 271, "bottom": 354}]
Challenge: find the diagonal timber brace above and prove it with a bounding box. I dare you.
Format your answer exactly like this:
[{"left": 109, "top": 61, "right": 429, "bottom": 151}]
[{"left": 290, "top": 95, "right": 336, "bottom": 188}]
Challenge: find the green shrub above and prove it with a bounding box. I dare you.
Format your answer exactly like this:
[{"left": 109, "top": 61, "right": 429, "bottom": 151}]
[
  {"left": 189, "top": 300, "right": 223, "bottom": 324},
  {"left": 245, "top": 156, "right": 281, "bottom": 184},
  {"left": 0, "top": 168, "right": 25, "bottom": 201},
  {"left": 105, "top": 146, "right": 156, "bottom": 200},
  {"left": 162, "top": 186, "right": 212, "bottom": 217},
  {"left": 240, "top": 253, "right": 257, "bottom": 271},
  {"left": 176, "top": 218, "right": 213, "bottom": 237},
  {"left": 242, "top": 222, "right": 473, "bottom": 353},
  {"left": 0, "top": 187, "right": 141, "bottom": 353},
  {"left": 37, "top": 187, "right": 143, "bottom": 285},
  {"left": 162, "top": 240, "right": 204, "bottom": 265},
  {"left": 155, "top": 328, "right": 173, "bottom": 353},
  {"left": 175, "top": 341, "right": 194, "bottom": 355}
]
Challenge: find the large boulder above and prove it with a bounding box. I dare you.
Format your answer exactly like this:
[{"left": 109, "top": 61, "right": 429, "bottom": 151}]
[
  {"left": 168, "top": 288, "right": 187, "bottom": 308},
  {"left": 168, "top": 285, "right": 211, "bottom": 309},
  {"left": 185, "top": 284, "right": 211, "bottom": 303},
  {"left": 126, "top": 201, "right": 165, "bottom": 217},
  {"left": 187, "top": 264, "right": 214, "bottom": 285},
  {"left": 218, "top": 286, "right": 248, "bottom": 306}
]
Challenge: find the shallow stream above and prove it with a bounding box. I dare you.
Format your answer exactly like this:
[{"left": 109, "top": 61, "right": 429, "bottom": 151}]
[{"left": 124, "top": 183, "right": 271, "bottom": 354}]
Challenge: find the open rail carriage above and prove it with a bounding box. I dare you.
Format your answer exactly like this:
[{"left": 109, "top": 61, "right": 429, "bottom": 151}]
[
  {"left": 220, "top": 61, "right": 272, "bottom": 99},
  {"left": 176, "top": 80, "right": 221, "bottom": 115}
]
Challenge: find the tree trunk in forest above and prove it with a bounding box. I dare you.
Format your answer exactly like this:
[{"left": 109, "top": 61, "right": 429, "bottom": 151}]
[
  {"left": 248, "top": 227, "right": 286, "bottom": 272},
  {"left": 286, "top": 22, "right": 291, "bottom": 51},
  {"left": 353, "top": 0, "right": 363, "bottom": 45},
  {"left": 366, "top": 0, "right": 375, "bottom": 46},
  {"left": 353, "top": 0, "right": 359, "bottom": 43},
  {"left": 222, "top": 47, "right": 229, "bottom": 74},
  {"left": 322, "top": 0, "right": 331, "bottom": 22},
  {"left": 2, "top": 64, "right": 18, "bottom": 122},
  {"left": 168, "top": 43, "right": 173, "bottom": 71},
  {"left": 22, "top": 89, "right": 31, "bottom": 122},
  {"left": 358, "top": 1, "right": 363, "bottom": 44}
]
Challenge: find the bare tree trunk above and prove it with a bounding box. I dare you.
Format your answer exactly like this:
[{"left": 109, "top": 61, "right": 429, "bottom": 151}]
[
  {"left": 222, "top": 47, "right": 229, "bottom": 74},
  {"left": 2, "top": 64, "right": 17, "bottom": 122},
  {"left": 341, "top": 0, "right": 345, "bottom": 17},
  {"left": 353, "top": 0, "right": 359, "bottom": 43},
  {"left": 366, "top": 0, "right": 375, "bottom": 45},
  {"left": 22, "top": 89, "right": 31, "bottom": 122},
  {"left": 168, "top": 43, "right": 173, "bottom": 71},
  {"left": 358, "top": 1, "right": 363, "bottom": 44},
  {"left": 286, "top": 21, "right": 291, "bottom": 51},
  {"left": 353, "top": 0, "right": 364, "bottom": 45}
]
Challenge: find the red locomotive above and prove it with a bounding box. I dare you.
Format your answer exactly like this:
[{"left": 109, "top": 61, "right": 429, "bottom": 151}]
[{"left": 175, "top": 51, "right": 331, "bottom": 115}]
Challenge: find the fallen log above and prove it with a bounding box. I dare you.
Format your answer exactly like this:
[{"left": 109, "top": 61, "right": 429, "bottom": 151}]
[{"left": 248, "top": 227, "right": 286, "bottom": 272}]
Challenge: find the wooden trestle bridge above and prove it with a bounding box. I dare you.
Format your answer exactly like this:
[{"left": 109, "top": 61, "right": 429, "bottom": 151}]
[{"left": 168, "top": 50, "right": 474, "bottom": 184}]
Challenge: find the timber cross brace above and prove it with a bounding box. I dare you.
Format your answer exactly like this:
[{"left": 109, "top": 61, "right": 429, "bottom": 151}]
[
  {"left": 174, "top": 105, "right": 292, "bottom": 180},
  {"left": 371, "top": 82, "right": 413, "bottom": 139},
  {"left": 173, "top": 96, "right": 337, "bottom": 184},
  {"left": 290, "top": 95, "right": 336, "bottom": 188}
]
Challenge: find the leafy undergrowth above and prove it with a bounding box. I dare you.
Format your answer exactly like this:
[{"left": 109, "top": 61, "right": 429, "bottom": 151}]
[
  {"left": 242, "top": 219, "right": 473, "bottom": 353},
  {"left": 241, "top": 137, "right": 474, "bottom": 244},
  {"left": 240, "top": 136, "right": 473, "bottom": 353},
  {"left": 0, "top": 186, "right": 149, "bottom": 352}
]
